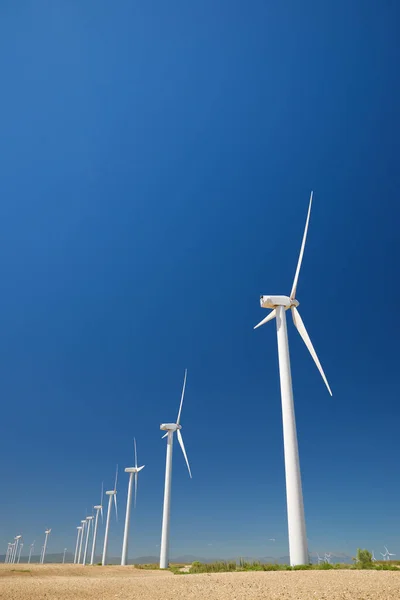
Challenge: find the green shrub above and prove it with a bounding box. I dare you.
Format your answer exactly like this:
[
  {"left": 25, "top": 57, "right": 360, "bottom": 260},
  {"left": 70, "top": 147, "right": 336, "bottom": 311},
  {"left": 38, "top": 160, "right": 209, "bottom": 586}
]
[{"left": 356, "top": 549, "right": 373, "bottom": 569}]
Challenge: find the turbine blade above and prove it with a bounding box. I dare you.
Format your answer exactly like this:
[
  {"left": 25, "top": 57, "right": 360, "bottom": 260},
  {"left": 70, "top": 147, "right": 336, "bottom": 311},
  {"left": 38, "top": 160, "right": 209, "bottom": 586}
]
[
  {"left": 291, "top": 306, "right": 332, "bottom": 396},
  {"left": 100, "top": 482, "right": 104, "bottom": 506},
  {"left": 134, "top": 438, "right": 138, "bottom": 469},
  {"left": 100, "top": 506, "right": 103, "bottom": 524},
  {"left": 161, "top": 432, "right": 168, "bottom": 439},
  {"left": 134, "top": 472, "right": 138, "bottom": 509},
  {"left": 113, "top": 494, "right": 118, "bottom": 522},
  {"left": 176, "top": 368, "right": 187, "bottom": 426},
  {"left": 290, "top": 191, "right": 313, "bottom": 299},
  {"left": 114, "top": 465, "right": 118, "bottom": 491},
  {"left": 254, "top": 309, "right": 276, "bottom": 330},
  {"left": 177, "top": 428, "right": 192, "bottom": 478}
]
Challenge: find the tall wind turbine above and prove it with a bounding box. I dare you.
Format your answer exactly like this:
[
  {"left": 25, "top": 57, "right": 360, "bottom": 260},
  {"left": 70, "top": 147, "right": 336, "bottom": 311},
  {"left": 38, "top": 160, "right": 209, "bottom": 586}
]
[
  {"left": 121, "top": 438, "right": 145, "bottom": 566},
  {"left": 74, "top": 527, "right": 82, "bottom": 564},
  {"left": 28, "top": 542, "right": 35, "bottom": 564},
  {"left": 83, "top": 516, "right": 93, "bottom": 565},
  {"left": 91, "top": 484, "right": 103, "bottom": 565},
  {"left": 159, "top": 369, "right": 192, "bottom": 569},
  {"left": 102, "top": 466, "right": 118, "bottom": 566},
  {"left": 41, "top": 529, "right": 51, "bottom": 564},
  {"left": 254, "top": 192, "right": 332, "bottom": 566},
  {"left": 13, "top": 536, "right": 22, "bottom": 564},
  {"left": 385, "top": 546, "right": 395, "bottom": 561}
]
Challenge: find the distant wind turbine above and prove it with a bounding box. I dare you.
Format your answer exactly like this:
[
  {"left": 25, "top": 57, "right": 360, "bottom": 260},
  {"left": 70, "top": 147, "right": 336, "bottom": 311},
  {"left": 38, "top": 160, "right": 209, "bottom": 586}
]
[
  {"left": 121, "top": 438, "right": 145, "bottom": 566},
  {"left": 316, "top": 553, "right": 323, "bottom": 565},
  {"left": 385, "top": 546, "right": 395, "bottom": 561},
  {"left": 91, "top": 484, "right": 103, "bottom": 566},
  {"left": 78, "top": 520, "right": 86, "bottom": 563},
  {"left": 41, "top": 529, "right": 51, "bottom": 564},
  {"left": 372, "top": 550, "right": 376, "bottom": 562},
  {"left": 17, "top": 543, "right": 23, "bottom": 563},
  {"left": 159, "top": 369, "right": 192, "bottom": 569},
  {"left": 63, "top": 548, "right": 67, "bottom": 564},
  {"left": 28, "top": 541, "right": 35, "bottom": 564},
  {"left": 102, "top": 466, "right": 118, "bottom": 566},
  {"left": 5, "top": 543, "right": 12, "bottom": 563},
  {"left": 74, "top": 527, "right": 82, "bottom": 564},
  {"left": 254, "top": 191, "right": 332, "bottom": 566},
  {"left": 324, "top": 553, "right": 331, "bottom": 564},
  {"left": 83, "top": 516, "right": 93, "bottom": 565},
  {"left": 13, "top": 536, "right": 22, "bottom": 564}
]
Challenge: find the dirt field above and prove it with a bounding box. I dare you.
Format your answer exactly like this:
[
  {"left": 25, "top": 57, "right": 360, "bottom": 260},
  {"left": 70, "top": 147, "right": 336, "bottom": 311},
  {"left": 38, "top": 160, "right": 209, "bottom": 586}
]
[{"left": 0, "top": 563, "right": 399, "bottom": 600}]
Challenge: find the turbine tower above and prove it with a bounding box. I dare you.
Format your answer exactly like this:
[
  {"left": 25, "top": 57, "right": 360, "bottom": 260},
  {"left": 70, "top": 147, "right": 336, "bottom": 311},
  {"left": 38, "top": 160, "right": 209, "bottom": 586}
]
[
  {"left": 385, "top": 546, "right": 395, "bottom": 561},
  {"left": 121, "top": 438, "right": 145, "bottom": 566},
  {"left": 78, "top": 520, "right": 86, "bottom": 563},
  {"left": 83, "top": 516, "right": 94, "bottom": 565},
  {"left": 13, "top": 536, "right": 22, "bottom": 564},
  {"left": 102, "top": 466, "right": 118, "bottom": 566},
  {"left": 28, "top": 542, "right": 35, "bottom": 564},
  {"left": 91, "top": 484, "right": 103, "bottom": 565},
  {"left": 41, "top": 529, "right": 51, "bottom": 564},
  {"left": 74, "top": 527, "right": 82, "bottom": 564},
  {"left": 159, "top": 369, "right": 192, "bottom": 569},
  {"left": 254, "top": 192, "right": 332, "bottom": 566},
  {"left": 17, "top": 543, "right": 23, "bottom": 563},
  {"left": 63, "top": 548, "right": 67, "bottom": 564}
]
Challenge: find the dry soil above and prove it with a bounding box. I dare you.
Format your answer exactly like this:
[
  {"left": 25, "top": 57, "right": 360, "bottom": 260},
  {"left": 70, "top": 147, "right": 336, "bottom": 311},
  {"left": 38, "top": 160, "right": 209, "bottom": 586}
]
[{"left": 0, "top": 563, "right": 399, "bottom": 600}]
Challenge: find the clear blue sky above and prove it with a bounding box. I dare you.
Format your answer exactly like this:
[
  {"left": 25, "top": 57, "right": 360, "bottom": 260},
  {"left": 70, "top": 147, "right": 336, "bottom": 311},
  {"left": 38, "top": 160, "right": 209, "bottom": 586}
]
[{"left": 0, "top": 1, "right": 399, "bottom": 560}]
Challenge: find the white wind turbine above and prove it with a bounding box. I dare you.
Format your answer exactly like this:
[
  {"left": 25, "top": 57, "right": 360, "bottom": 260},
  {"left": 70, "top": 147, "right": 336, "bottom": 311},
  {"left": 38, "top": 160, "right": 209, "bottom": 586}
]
[
  {"left": 63, "top": 548, "right": 67, "bottom": 564},
  {"left": 380, "top": 549, "right": 388, "bottom": 561},
  {"left": 121, "top": 439, "right": 145, "bottom": 566},
  {"left": 102, "top": 466, "right": 118, "bottom": 566},
  {"left": 83, "top": 516, "right": 94, "bottom": 565},
  {"left": 324, "top": 552, "right": 332, "bottom": 564},
  {"left": 91, "top": 484, "right": 103, "bottom": 566},
  {"left": 17, "top": 542, "right": 23, "bottom": 563},
  {"left": 28, "top": 541, "right": 35, "bottom": 564},
  {"left": 372, "top": 550, "right": 376, "bottom": 562},
  {"left": 41, "top": 529, "right": 51, "bottom": 564},
  {"left": 159, "top": 369, "right": 192, "bottom": 569},
  {"left": 78, "top": 520, "right": 86, "bottom": 563},
  {"left": 13, "top": 536, "right": 22, "bottom": 564},
  {"left": 5, "top": 543, "right": 12, "bottom": 563},
  {"left": 316, "top": 553, "right": 323, "bottom": 564},
  {"left": 74, "top": 526, "right": 82, "bottom": 564},
  {"left": 254, "top": 191, "right": 332, "bottom": 565},
  {"left": 385, "top": 546, "right": 395, "bottom": 561}
]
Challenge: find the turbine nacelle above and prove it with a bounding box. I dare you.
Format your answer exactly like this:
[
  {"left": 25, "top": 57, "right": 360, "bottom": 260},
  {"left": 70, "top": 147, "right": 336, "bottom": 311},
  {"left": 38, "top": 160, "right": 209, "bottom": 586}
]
[
  {"left": 93, "top": 505, "right": 102, "bottom": 510},
  {"left": 259, "top": 295, "right": 299, "bottom": 309},
  {"left": 160, "top": 423, "right": 181, "bottom": 431},
  {"left": 105, "top": 490, "right": 116, "bottom": 496},
  {"left": 124, "top": 465, "right": 145, "bottom": 473}
]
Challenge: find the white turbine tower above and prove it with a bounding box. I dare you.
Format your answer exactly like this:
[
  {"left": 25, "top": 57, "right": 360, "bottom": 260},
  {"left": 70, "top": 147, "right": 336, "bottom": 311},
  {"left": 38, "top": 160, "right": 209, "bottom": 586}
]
[
  {"left": 121, "top": 438, "right": 145, "bottom": 566},
  {"left": 78, "top": 520, "right": 86, "bottom": 564},
  {"left": 372, "top": 550, "right": 376, "bottom": 562},
  {"left": 5, "top": 543, "right": 12, "bottom": 563},
  {"left": 13, "top": 536, "right": 22, "bottom": 564},
  {"left": 324, "top": 552, "right": 332, "bottom": 564},
  {"left": 74, "top": 527, "right": 82, "bottom": 564},
  {"left": 91, "top": 484, "right": 103, "bottom": 566},
  {"left": 83, "top": 516, "right": 94, "bottom": 565},
  {"left": 254, "top": 191, "right": 332, "bottom": 565},
  {"left": 28, "top": 541, "right": 35, "bottom": 564},
  {"left": 41, "top": 529, "right": 51, "bottom": 564},
  {"left": 63, "top": 548, "right": 67, "bottom": 564},
  {"left": 102, "top": 466, "right": 118, "bottom": 566},
  {"left": 17, "top": 543, "right": 23, "bottom": 563},
  {"left": 159, "top": 369, "right": 192, "bottom": 569},
  {"left": 380, "top": 549, "right": 388, "bottom": 561}
]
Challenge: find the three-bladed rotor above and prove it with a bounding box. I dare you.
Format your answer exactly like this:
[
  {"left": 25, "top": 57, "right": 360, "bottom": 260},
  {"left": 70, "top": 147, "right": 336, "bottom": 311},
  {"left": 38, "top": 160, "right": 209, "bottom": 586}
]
[
  {"left": 160, "top": 368, "right": 192, "bottom": 478},
  {"left": 254, "top": 191, "right": 332, "bottom": 396},
  {"left": 125, "top": 438, "right": 145, "bottom": 508}
]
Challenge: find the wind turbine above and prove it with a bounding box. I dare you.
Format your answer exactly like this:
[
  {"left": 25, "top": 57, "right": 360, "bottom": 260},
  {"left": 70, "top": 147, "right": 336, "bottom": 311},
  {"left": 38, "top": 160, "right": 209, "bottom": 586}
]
[
  {"left": 254, "top": 191, "right": 332, "bottom": 565},
  {"left": 385, "top": 546, "right": 395, "bottom": 561},
  {"left": 102, "top": 466, "right": 118, "bottom": 566},
  {"left": 63, "top": 548, "right": 67, "bottom": 564},
  {"left": 83, "top": 516, "right": 94, "bottom": 565},
  {"left": 121, "top": 438, "right": 145, "bottom": 566},
  {"left": 91, "top": 484, "right": 103, "bottom": 566},
  {"left": 17, "top": 543, "right": 23, "bottom": 563},
  {"left": 41, "top": 529, "right": 51, "bottom": 564},
  {"left": 159, "top": 369, "right": 192, "bottom": 569},
  {"left": 324, "top": 553, "right": 332, "bottom": 564},
  {"left": 372, "top": 550, "right": 376, "bottom": 562},
  {"left": 13, "top": 536, "right": 22, "bottom": 564},
  {"left": 78, "top": 520, "right": 86, "bottom": 563},
  {"left": 316, "top": 553, "right": 323, "bottom": 565},
  {"left": 28, "top": 542, "right": 35, "bottom": 564},
  {"left": 74, "top": 527, "right": 82, "bottom": 564},
  {"left": 380, "top": 549, "right": 388, "bottom": 561},
  {"left": 5, "top": 543, "right": 12, "bottom": 563}
]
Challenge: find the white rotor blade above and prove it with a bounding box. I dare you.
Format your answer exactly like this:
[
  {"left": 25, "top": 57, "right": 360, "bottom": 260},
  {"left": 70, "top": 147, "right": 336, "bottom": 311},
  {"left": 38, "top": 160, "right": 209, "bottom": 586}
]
[
  {"left": 114, "top": 465, "right": 118, "bottom": 492},
  {"left": 254, "top": 309, "right": 276, "bottom": 330},
  {"left": 176, "top": 429, "right": 192, "bottom": 478},
  {"left": 290, "top": 191, "right": 313, "bottom": 300},
  {"left": 113, "top": 494, "right": 118, "bottom": 522},
  {"left": 176, "top": 368, "right": 187, "bottom": 426},
  {"left": 291, "top": 306, "right": 332, "bottom": 396},
  {"left": 134, "top": 472, "right": 138, "bottom": 509},
  {"left": 100, "top": 505, "right": 103, "bottom": 523},
  {"left": 161, "top": 432, "right": 168, "bottom": 439},
  {"left": 134, "top": 438, "right": 138, "bottom": 469}
]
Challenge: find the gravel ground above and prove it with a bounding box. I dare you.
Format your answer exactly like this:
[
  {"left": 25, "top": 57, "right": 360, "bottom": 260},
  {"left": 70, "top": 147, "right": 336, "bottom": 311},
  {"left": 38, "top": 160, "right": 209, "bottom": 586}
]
[{"left": 0, "top": 564, "right": 399, "bottom": 600}]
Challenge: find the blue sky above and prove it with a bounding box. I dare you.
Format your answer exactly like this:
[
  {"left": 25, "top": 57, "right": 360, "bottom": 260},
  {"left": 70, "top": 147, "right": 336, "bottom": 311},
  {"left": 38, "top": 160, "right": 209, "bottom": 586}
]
[{"left": 0, "top": 0, "right": 399, "bottom": 560}]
